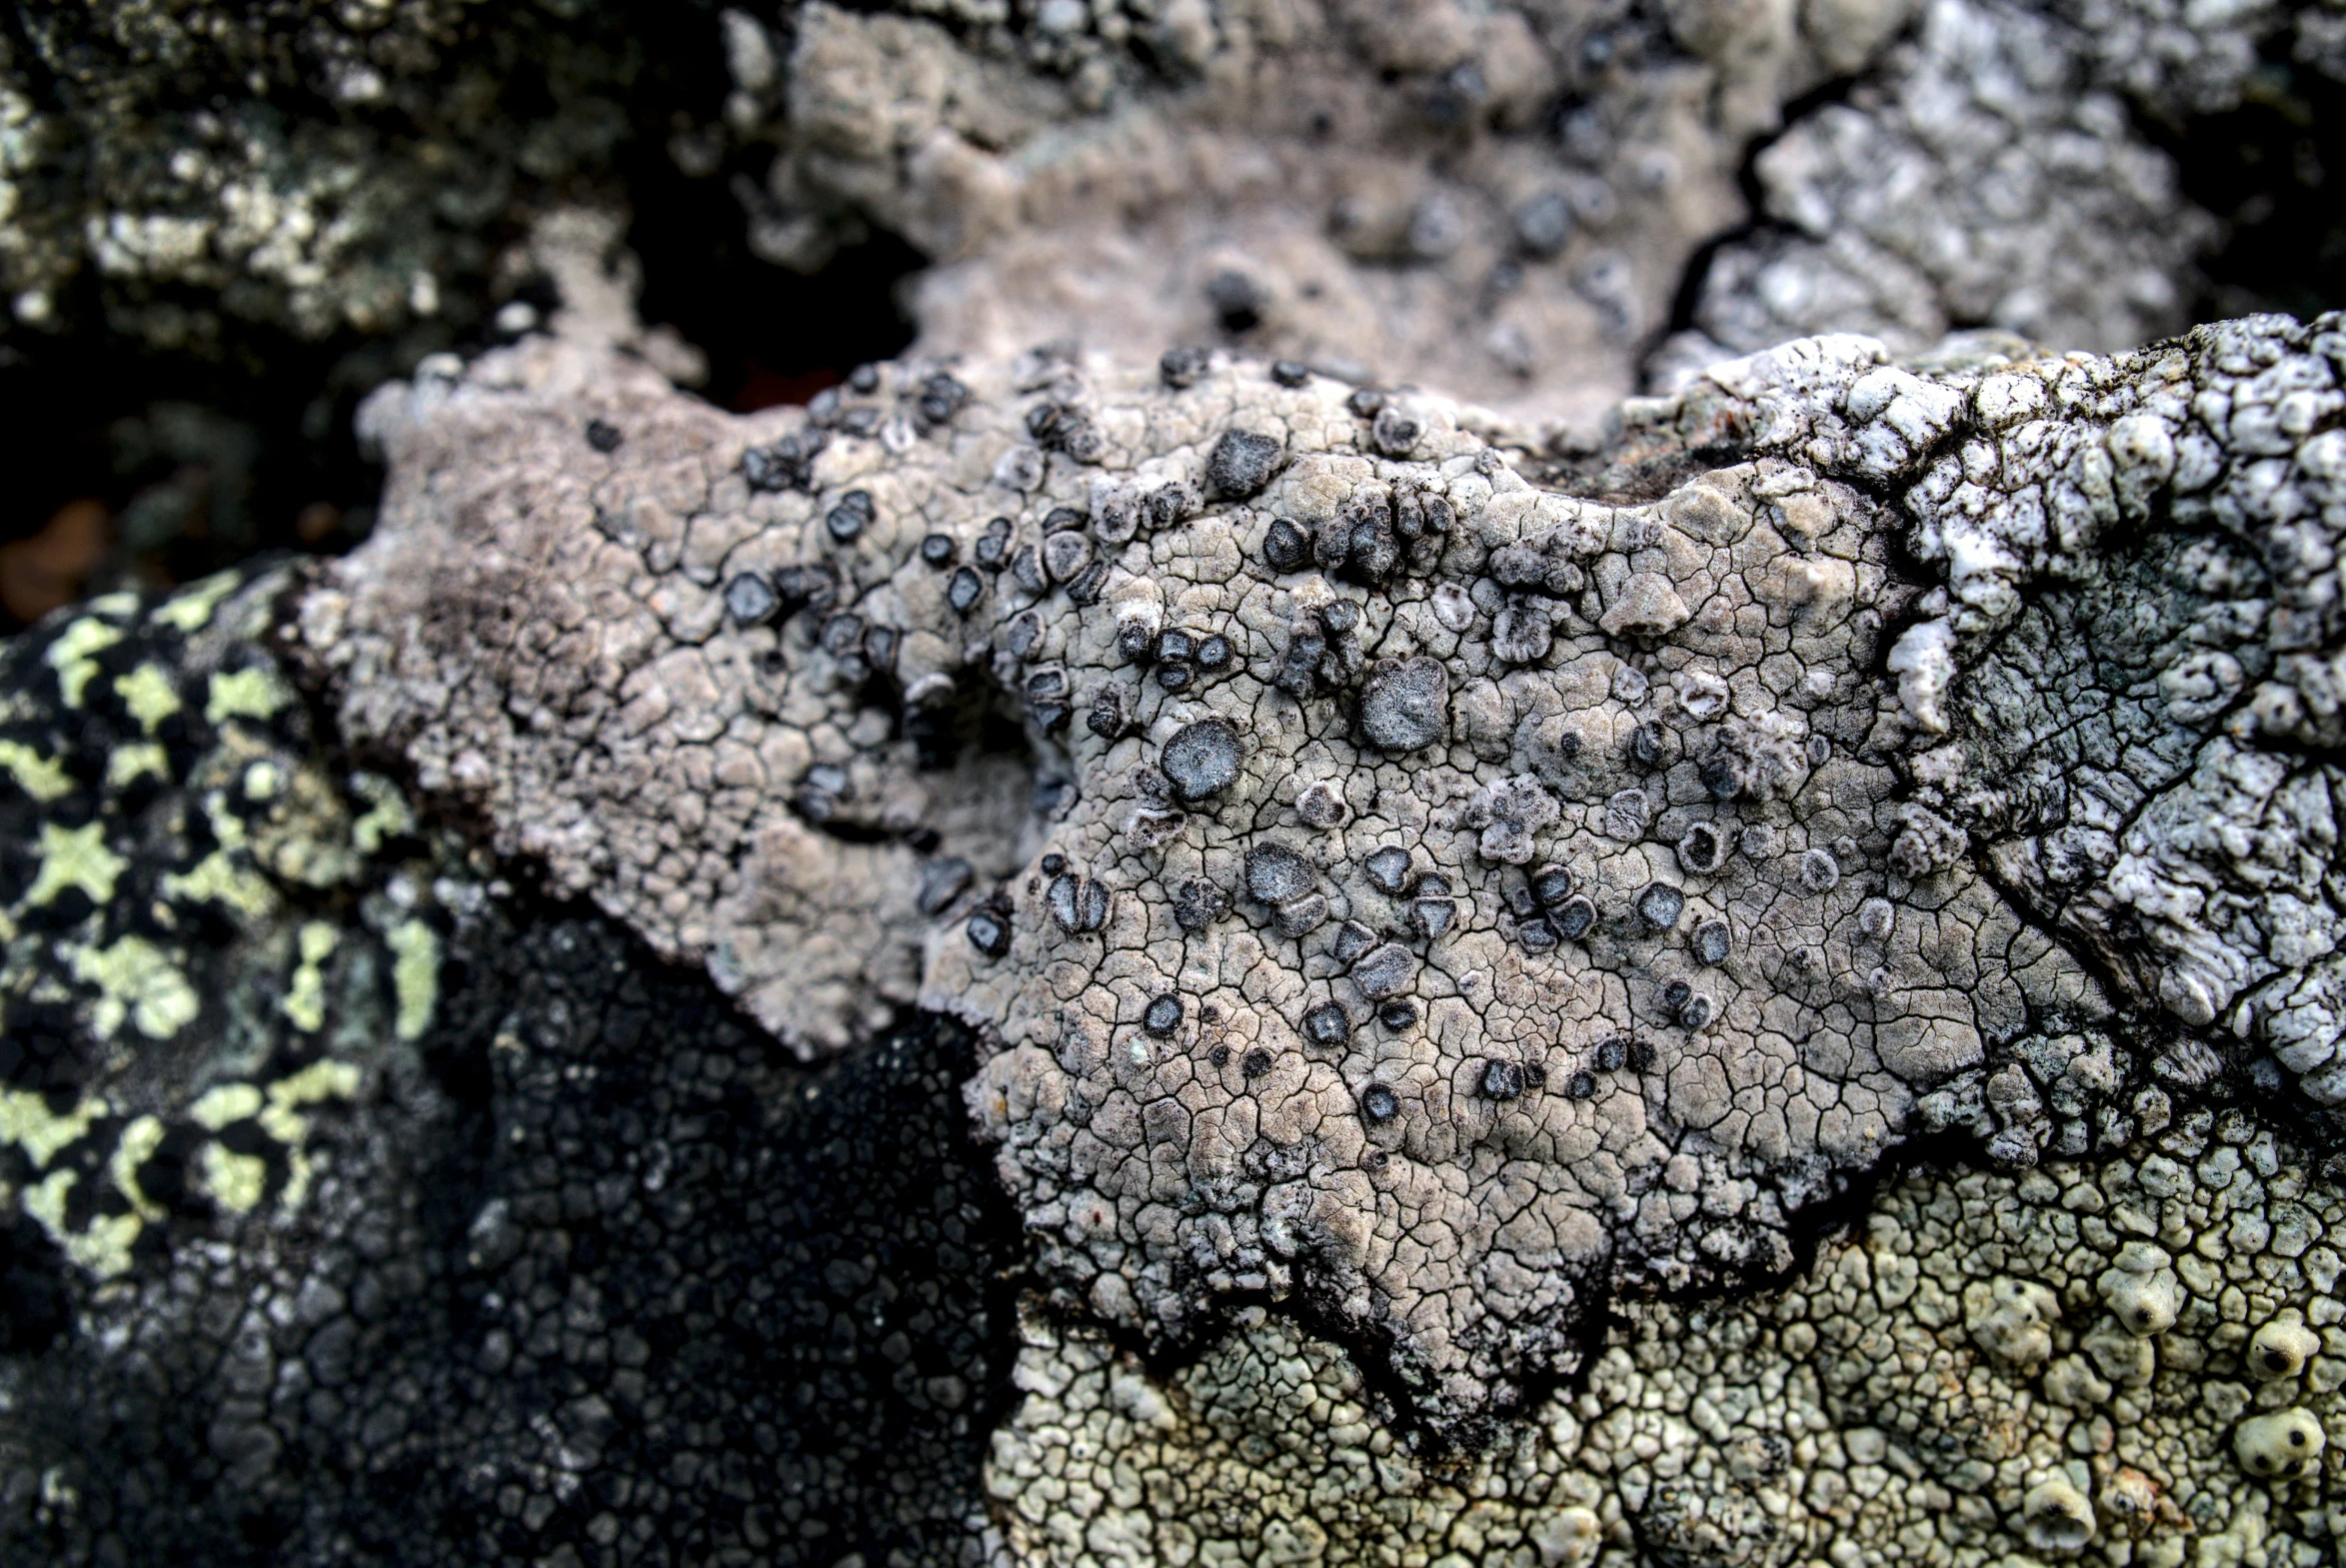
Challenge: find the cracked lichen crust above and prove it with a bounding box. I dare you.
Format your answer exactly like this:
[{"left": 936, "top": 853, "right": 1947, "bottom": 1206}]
[
  {"left": 321, "top": 319, "right": 2346, "bottom": 1429},
  {"left": 1671, "top": 0, "right": 2214, "bottom": 368},
  {"left": 993, "top": 1106, "right": 2346, "bottom": 1568},
  {"left": 305, "top": 321, "right": 2346, "bottom": 1435},
  {"left": 1618, "top": 315, "right": 2346, "bottom": 1153}
]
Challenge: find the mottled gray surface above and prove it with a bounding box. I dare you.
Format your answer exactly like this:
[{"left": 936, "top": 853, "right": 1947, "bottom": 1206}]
[{"left": 303, "top": 312, "right": 2344, "bottom": 1440}]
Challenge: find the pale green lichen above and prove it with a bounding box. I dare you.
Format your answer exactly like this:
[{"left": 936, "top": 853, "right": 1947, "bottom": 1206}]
[
  {"left": 257, "top": 1057, "right": 361, "bottom": 1143},
  {"left": 107, "top": 1113, "right": 165, "bottom": 1220},
  {"left": 203, "top": 665, "right": 291, "bottom": 726},
  {"left": 21, "top": 819, "right": 129, "bottom": 909},
  {"left": 69, "top": 935, "right": 201, "bottom": 1040},
  {"left": 0, "top": 739, "right": 73, "bottom": 801},
  {"left": 21, "top": 1166, "right": 143, "bottom": 1279},
  {"left": 151, "top": 570, "right": 243, "bottom": 634},
  {"left": 162, "top": 848, "right": 279, "bottom": 921},
  {"left": 0, "top": 1086, "right": 106, "bottom": 1167},
  {"left": 280, "top": 920, "right": 338, "bottom": 1032},
  {"left": 112, "top": 664, "right": 182, "bottom": 731},
  {"left": 349, "top": 772, "right": 417, "bottom": 854},
  {"left": 197, "top": 1141, "right": 267, "bottom": 1215},
  {"left": 188, "top": 1081, "right": 264, "bottom": 1131},
  {"left": 103, "top": 742, "right": 169, "bottom": 787},
  {"left": 387, "top": 917, "right": 440, "bottom": 1041},
  {"left": 44, "top": 615, "right": 125, "bottom": 708}
]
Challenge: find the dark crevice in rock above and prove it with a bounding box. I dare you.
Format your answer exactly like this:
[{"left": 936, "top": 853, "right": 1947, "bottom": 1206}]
[
  {"left": 2140, "top": 42, "right": 2346, "bottom": 325},
  {"left": 1647, "top": 69, "right": 1877, "bottom": 383}
]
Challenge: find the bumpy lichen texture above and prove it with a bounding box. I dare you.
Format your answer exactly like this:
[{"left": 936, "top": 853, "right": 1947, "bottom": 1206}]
[
  {"left": 736, "top": 0, "right": 2224, "bottom": 424},
  {"left": 1673, "top": 0, "right": 2214, "bottom": 367},
  {"left": 310, "top": 312, "right": 2344, "bottom": 1433},
  {"left": 992, "top": 1110, "right": 2346, "bottom": 1567}
]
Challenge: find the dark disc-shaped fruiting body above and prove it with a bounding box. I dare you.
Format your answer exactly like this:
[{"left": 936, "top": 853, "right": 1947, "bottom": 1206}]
[
  {"left": 1262, "top": 518, "right": 1311, "bottom": 573},
  {"left": 1700, "top": 753, "right": 1744, "bottom": 800},
  {"left": 1162, "top": 720, "right": 1244, "bottom": 804},
  {"left": 1565, "top": 1070, "right": 1598, "bottom": 1100},
  {"left": 1680, "top": 992, "right": 1715, "bottom": 1030},
  {"left": 966, "top": 907, "right": 1012, "bottom": 957},
  {"left": 1172, "top": 878, "right": 1230, "bottom": 931},
  {"left": 1087, "top": 686, "right": 1125, "bottom": 739},
  {"left": 1554, "top": 895, "right": 1596, "bottom": 940},
  {"left": 1350, "top": 942, "right": 1417, "bottom": 999},
  {"left": 1661, "top": 978, "right": 1692, "bottom": 1014},
  {"left": 1357, "top": 657, "right": 1449, "bottom": 754},
  {"left": 1514, "top": 191, "right": 1573, "bottom": 256},
  {"left": 1205, "top": 429, "right": 1285, "bottom": 498},
  {"left": 1377, "top": 999, "right": 1418, "bottom": 1029},
  {"left": 1677, "top": 822, "right": 1723, "bottom": 874},
  {"left": 1371, "top": 405, "right": 1421, "bottom": 457},
  {"left": 1631, "top": 720, "right": 1671, "bottom": 769},
  {"left": 917, "top": 856, "right": 974, "bottom": 915},
  {"left": 1363, "top": 845, "right": 1414, "bottom": 895},
  {"left": 1271, "top": 893, "right": 1329, "bottom": 938},
  {"left": 828, "top": 489, "right": 877, "bottom": 542},
  {"left": 1161, "top": 346, "right": 1211, "bottom": 388},
  {"left": 947, "top": 567, "right": 985, "bottom": 616},
  {"left": 725, "top": 572, "right": 780, "bottom": 626},
  {"left": 1240, "top": 1047, "right": 1274, "bottom": 1078},
  {"left": 921, "top": 532, "right": 957, "bottom": 567},
  {"left": 1244, "top": 842, "right": 1314, "bottom": 905},
  {"left": 1637, "top": 882, "right": 1686, "bottom": 929},
  {"left": 1041, "top": 874, "right": 1107, "bottom": 932},
  {"left": 1691, "top": 917, "right": 1731, "bottom": 965},
  {"left": 1043, "top": 530, "right": 1094, "bottom": 584},
  {"left": 1358, "top": 1082, "right": 1400, "bottom": 1123},
  {"left": 585, "top": 418, "right": 623, "bottom": 452},
  {"left": 1530, "top": 863, "right": 1574, "bottom": 907},
  {"left": 1144, "top": 994, "right": 1184, "bottom": 1036},
  {"left": 1595, "top": 1036, "right": 1628, "bottom": 1071},
  {"left": 1517, "top": 917, "right": 1557, "bottom": 953},
  {"left": 1302, "top": 1001, "right": 1352, "bottom": 1049},
  {"left": 1479, "top": 1059, "right": 1524, "bottom": 1100}
]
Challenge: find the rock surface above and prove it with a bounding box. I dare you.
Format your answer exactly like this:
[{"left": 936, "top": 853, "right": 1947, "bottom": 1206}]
[
  {"left": 7, "top": 5, "right": 2346, "bottom": 1562},
  {"left": 287, "top": 310, "right": 2345, "bottom": 1438}
]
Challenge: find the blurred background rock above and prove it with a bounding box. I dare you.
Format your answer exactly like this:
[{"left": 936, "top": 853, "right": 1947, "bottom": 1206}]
[{"left": 8, "top": 0, "right": 2346, "bottom": 628}]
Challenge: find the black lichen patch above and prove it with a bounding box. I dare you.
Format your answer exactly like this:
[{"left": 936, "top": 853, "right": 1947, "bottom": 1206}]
[{"left": 0, "top": 902, "right": 1025, "bottom": 1568}]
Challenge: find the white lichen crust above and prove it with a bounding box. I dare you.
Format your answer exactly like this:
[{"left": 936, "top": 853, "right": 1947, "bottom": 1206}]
[
  {"left": 992, "top": 1109, "right": 2346, "bottom": 1568},
  {"left": 314, "top": 310, "right": 2342, "bottom": 1432}
]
